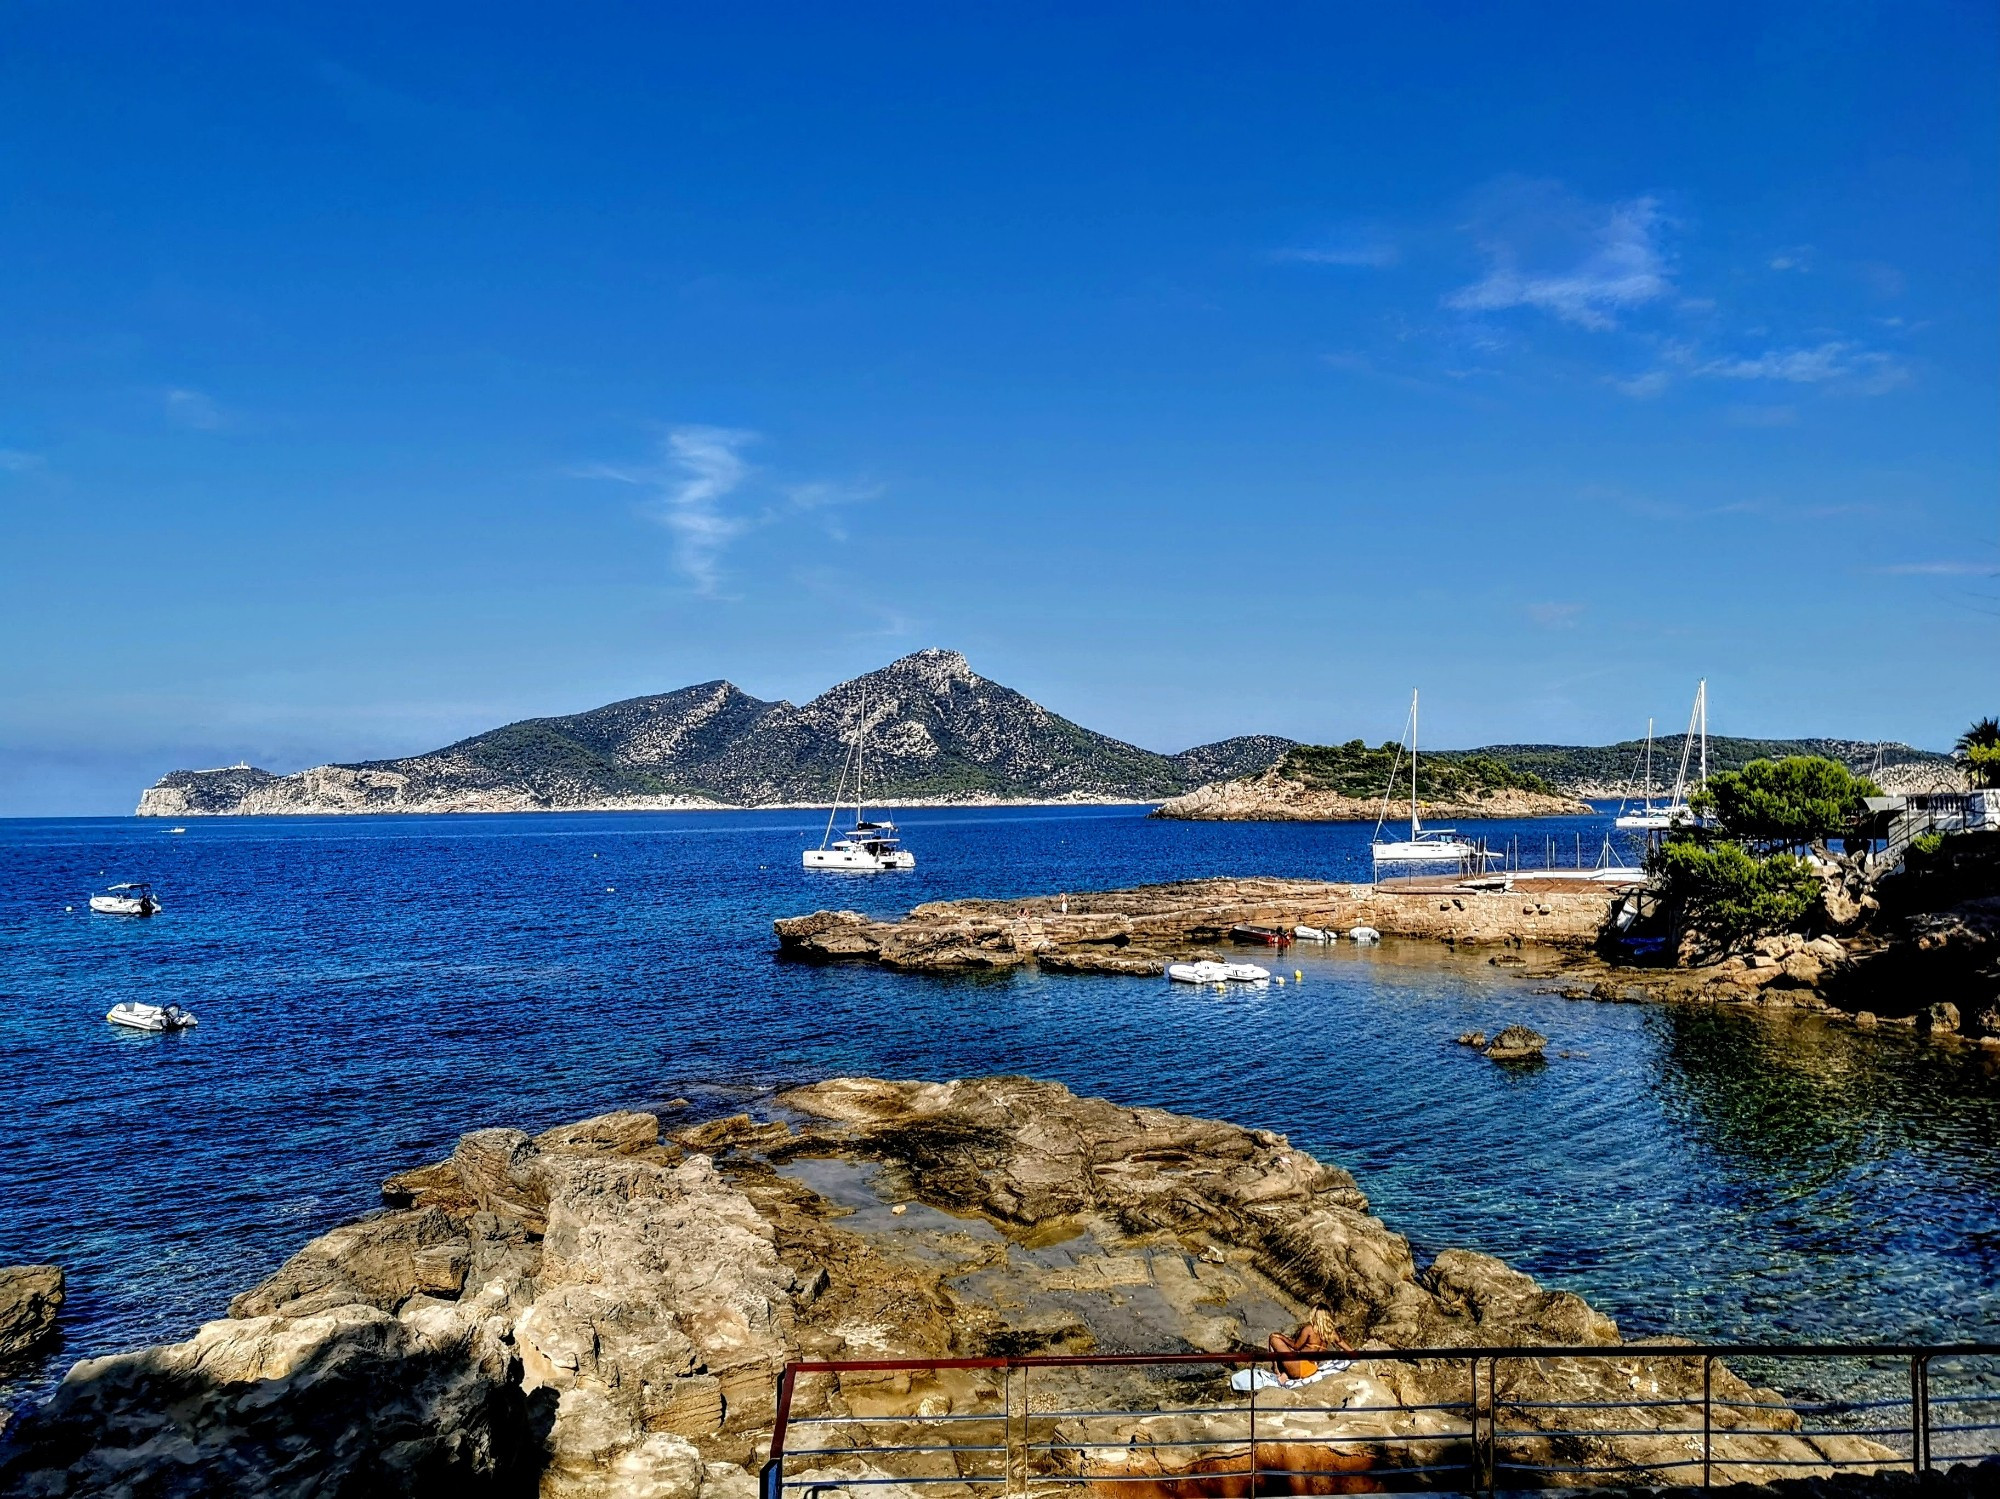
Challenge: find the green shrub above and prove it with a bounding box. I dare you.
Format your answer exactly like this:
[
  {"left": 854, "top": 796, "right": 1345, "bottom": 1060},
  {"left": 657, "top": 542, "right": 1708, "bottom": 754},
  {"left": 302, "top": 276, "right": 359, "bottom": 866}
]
[
  {"left": 1909, "top": 831, "right": 1946, "bottom": 857},
  {"left": 1966, "top": 743, "right": 2000, "bottom": 790},
  {"left": 1696, "top": 756, "right": 1879, "bottom": 844},
  {"left": 1648, "top": 839, "right": 1823, "bottom": 947}
]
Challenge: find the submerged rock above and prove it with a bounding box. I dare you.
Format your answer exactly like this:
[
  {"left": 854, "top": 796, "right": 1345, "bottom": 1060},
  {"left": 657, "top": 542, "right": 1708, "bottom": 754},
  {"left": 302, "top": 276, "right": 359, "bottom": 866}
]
[{"left": 0, "top": 1265, "right": 65, "bottom": 1361}]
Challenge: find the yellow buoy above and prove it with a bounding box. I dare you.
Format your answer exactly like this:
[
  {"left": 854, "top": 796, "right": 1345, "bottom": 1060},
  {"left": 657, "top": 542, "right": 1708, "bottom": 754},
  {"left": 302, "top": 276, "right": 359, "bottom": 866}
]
[{"left": 1294, "top": 970, "right": 1303, "bottom": 981}]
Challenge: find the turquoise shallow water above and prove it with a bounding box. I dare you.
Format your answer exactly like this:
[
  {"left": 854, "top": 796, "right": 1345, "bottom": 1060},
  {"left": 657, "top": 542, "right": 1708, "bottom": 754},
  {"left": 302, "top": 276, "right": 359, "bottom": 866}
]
[{"left": 2, "top": 805, "right": 1996, "bottom": 1409}]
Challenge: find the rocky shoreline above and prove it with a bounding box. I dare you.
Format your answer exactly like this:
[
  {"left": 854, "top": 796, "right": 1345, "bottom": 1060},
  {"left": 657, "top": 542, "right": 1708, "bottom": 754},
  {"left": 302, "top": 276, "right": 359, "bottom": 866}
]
[
  {"left": 1152, "top": 766, "right": 1591, "bottom": 822},
  {"left": 775, "top": 878, "right": 1626, "bottom": 974},
  {"left": 0, "top": 1078, "right": 1905, "bottom": 1497}
]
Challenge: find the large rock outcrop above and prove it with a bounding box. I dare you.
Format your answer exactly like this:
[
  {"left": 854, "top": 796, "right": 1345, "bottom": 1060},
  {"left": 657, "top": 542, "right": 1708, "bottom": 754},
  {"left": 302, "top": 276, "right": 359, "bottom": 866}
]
[
  {"left": 0, "top": 1266, "right": 65, "bottom": 1362},
  {"left": 0, "top": 1079, "right": 1893, "bottom": 1496}
]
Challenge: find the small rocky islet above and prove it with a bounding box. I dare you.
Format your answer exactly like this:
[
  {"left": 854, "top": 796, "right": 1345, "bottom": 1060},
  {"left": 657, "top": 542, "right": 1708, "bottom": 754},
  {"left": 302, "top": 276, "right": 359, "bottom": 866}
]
[{"left": 0, "top": 1077, "right": 1923, "bottom": 1497}]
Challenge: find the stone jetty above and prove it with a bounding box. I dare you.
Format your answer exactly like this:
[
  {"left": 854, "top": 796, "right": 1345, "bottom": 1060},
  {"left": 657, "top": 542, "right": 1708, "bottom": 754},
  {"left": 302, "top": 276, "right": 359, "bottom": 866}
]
[
  {"left": 0, "top": 1078, "right": 1899, "bottom": 1497},
  {"left": 774, "top": 877, "right": 1626, "bottom": 974}
]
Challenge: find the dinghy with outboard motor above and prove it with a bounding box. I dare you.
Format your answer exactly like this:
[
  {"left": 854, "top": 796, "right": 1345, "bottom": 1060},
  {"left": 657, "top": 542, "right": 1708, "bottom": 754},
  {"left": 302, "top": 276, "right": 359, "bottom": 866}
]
[
  {"left": 90, "top": 883, "right": 160, "bottom": 916},
  {"left": 106, "top": 1002, "right": 197, "bottom": 1032}
]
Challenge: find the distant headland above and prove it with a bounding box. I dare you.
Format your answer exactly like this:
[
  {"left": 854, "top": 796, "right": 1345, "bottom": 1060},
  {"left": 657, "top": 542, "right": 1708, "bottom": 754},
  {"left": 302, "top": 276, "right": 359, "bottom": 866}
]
[{"left": 135, "top": 648, "right": 1957, "bottom": 819}]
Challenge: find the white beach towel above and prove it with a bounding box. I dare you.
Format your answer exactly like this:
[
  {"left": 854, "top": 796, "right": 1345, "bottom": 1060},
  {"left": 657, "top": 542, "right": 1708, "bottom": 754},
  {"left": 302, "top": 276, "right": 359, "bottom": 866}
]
[{"left": 1229, "top": 1360, "right": 1352, "bottom": 1393}]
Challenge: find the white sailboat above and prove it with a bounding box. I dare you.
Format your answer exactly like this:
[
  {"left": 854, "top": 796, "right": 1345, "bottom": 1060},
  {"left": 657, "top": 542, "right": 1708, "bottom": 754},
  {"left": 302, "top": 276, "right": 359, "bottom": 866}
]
[
  {"left": 1614, "top": 718, "right": 1673, "bottom": 830},
  {"left": 803, "top": 690, "right": 917, "bottom": 872},
  {"left": 1371, "top": 690, "right": 1479, "bottom": 866},
  {"left": 1658, "top": 678, "right": 1709, "bottom": 828}
]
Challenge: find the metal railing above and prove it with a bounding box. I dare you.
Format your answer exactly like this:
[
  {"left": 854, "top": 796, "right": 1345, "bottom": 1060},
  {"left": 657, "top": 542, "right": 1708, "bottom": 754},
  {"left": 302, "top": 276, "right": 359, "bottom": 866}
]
[{"left": 759, "top": 1344, "right": 1999, "bottom": 1497}]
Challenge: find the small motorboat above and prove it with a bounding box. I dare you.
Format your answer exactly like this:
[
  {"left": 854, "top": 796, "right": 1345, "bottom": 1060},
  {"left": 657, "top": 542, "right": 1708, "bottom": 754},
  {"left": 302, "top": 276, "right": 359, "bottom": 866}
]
[
  {"left": 89, "top": 883, "right": 160, "bottom": 916},
  {"left": 1347, "top": 926, "right": 1382, "bottom": 944},
  {"left": 1230, "top": 924, "right": 1291, "bottom": 947},
  {"left": 168, "top": 827, "right": 187, "bottom": 835},
  {"left": 1293, "top": 925, "right": 1334, "bottom": 942},
  {"left": 107, "top": 1002, "right": 197, "bottom": 1032},
  {"left": 1218, "top": 961, "right": 1270, "bottom": 982}
]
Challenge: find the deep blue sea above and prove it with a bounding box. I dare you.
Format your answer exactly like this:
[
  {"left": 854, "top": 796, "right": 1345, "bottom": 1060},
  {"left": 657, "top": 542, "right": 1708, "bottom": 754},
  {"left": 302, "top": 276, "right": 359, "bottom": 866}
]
[{"left": 4, "top": 805, "right": 1997, "bottom": 1411}]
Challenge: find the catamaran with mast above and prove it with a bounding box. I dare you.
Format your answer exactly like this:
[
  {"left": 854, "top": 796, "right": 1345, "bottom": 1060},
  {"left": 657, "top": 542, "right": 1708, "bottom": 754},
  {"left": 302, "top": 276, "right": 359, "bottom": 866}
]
[
  {"left": 803, "top": 690, "right": 917, "bottom": 871},
  {"left": 1371, "top": 690, "right": 1479, "bottom": 867}
]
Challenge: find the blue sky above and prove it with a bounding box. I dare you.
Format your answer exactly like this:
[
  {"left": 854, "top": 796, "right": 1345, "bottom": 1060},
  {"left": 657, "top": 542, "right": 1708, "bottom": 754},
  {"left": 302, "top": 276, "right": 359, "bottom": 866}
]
[{"left": 2, "top": 2, "right": 1995, "bottom": 814}]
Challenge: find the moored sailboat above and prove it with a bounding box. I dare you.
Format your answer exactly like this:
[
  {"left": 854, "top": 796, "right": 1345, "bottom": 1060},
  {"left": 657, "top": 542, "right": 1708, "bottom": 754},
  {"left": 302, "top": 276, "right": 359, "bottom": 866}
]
[
  {"left": 803, "top": 689, "right": 917, "bottom": 872},
  {"left": 1371, "top": 690, "right": 1480, "bottom": 867}
]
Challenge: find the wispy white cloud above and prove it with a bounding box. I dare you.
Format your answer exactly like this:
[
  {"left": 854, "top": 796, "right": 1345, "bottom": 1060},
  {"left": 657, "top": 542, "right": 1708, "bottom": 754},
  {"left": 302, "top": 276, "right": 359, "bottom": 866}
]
[
  {"left": 1273, "top": 239, "right": 1399, "bottom": 269},
  {"left": 1610, "top": 371, "right": 1671, "bottom": 398},
  {"left": 1723, "top": 404, "right": 1798, "bottom": 428},
  {"left": 1768, "top": 247, "right": 1813, "bottom": 272},
  {"left": 579, "top": 427, "right": 873, "bottom": 595},
  {"left": 0, "top": 448, "right": 46, "bottom": 472},
  {"left": 1695, "top": 341, "right": 1903, "bottom": 385},
  {"left": 1609, "top": 339, "right": 1908, "bottom": 401},
  {"left": 1526, "top": 601, "right": 1586, "bottom": 628},
  {"left": 1448, "top": 192, "right": 1670, "bottom": 330},
  {"left": 1874, "top": 561, "right": 1993, "bottom": 577},
  {"left": 164, "top": 387, "right": 228, "bottom": 430}
]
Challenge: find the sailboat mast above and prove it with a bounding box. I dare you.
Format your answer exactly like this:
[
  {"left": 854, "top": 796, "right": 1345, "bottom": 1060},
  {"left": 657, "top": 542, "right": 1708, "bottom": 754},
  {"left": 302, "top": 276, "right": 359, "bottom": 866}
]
[
  {"left": 1644, "top": 718, "right": 1654, "bottom": 808},
  {"left": 1410, "top": 689, "right": 1420, "bottom": 836},
  {"left": 1697, "top": 680, "right": 1707, "bottom": 790},
  {"left": 856, "top": 688, "right": 867, "bottom": 824}
]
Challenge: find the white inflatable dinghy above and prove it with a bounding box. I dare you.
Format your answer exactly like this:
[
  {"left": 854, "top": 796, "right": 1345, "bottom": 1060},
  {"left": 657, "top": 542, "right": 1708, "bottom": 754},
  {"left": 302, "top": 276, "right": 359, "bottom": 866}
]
[
  {"left": 107, "top": 1002, "right": 198, "bottom": 1032},
  {"left": 1347, "top": 926, "right": 1382, "bottom": 944}
]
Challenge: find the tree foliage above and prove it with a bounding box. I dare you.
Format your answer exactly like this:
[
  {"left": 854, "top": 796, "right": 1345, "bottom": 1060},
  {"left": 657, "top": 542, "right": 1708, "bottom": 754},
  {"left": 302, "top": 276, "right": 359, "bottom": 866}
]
[
  {"left": 1647, "top": 839, "right": 1824, "bottom": 947},
  {"left": 1696, "top": 756, "right": 1879, "bottom": 843},
  {"left": 1954, "top": 716, "right": 1999, "bottom": 756},
  {"left": 1279, "top": 741, "right": 1551, "bottom": 799}
]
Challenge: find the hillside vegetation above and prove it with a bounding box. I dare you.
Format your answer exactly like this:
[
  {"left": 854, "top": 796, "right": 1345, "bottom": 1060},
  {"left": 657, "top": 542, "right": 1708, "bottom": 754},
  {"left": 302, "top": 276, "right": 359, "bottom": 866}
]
[{"left": 1278, "top": 742, "right": 1553, "bottom": 800}]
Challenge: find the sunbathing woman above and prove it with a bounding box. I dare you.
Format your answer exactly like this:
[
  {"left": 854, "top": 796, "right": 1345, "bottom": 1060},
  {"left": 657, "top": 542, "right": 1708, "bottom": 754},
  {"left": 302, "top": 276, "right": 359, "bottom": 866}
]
[{"left": 1266, "top": 1314, "right": 1355, "bottom": 1381}]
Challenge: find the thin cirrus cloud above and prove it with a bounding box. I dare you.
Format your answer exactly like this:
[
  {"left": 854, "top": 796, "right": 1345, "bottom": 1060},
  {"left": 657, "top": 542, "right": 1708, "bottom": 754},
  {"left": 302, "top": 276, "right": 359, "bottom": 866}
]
[
  {"left": 1874, "top": 561, "right": 1993, "bottom": 577},
  {"left": 1695, "top": 341, "right": 1906, "bottom": 387},
  {"left": 1614, "top": 341, "right": 1908, "bottom": 400},
  {"left": 1525, "top": 601, "right": 1586, "bottom": 628},
  {"left": 1272, "top": 238, "right": 1400, "bottom": 268},
  {"left": 578, "top": 427, "right": 872, "bottom": 596},
  {"left": 164, "top": 387, "right": 229, "bottom": 430},
  {"left": 1447, "top": 194, "right": 1671, "bottom": 331},
  {"left": 0, "top": 448, "right": 47, "bottom": 472}
]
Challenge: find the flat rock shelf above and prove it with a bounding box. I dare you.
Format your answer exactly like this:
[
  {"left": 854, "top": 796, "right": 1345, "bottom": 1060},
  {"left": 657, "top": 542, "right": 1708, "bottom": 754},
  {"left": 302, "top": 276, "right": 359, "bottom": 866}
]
[{"left": 774, "top": 877, "right": 1625, "bottom": 974}]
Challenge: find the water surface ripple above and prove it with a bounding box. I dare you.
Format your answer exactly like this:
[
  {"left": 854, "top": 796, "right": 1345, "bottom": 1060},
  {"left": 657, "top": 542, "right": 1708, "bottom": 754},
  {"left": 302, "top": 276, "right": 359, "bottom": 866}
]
[{"left": 3, "top": 807, "right": 1995, "bottom": 1406}]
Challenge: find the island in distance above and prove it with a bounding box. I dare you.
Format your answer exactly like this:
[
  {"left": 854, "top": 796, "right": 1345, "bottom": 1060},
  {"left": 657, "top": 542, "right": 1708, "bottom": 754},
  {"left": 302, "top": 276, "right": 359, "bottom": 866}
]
[{"left": 137, "top": 648, "right": 1956, "bottom": 819}]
